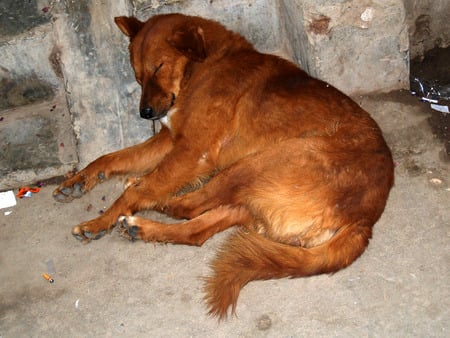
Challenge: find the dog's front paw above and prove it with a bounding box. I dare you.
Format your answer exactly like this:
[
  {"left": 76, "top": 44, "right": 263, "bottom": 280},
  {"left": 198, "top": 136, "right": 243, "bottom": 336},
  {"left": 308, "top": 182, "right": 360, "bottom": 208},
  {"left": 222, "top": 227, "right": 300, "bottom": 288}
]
[
  {"left": 53, "top": 182, "right": 84, "bottom": 203},
  {"left": 71, "top": 219, "right": 110, "bottom": 243},
  {"left": 53, "top": 170, "right": 107, "bottom": 203}
]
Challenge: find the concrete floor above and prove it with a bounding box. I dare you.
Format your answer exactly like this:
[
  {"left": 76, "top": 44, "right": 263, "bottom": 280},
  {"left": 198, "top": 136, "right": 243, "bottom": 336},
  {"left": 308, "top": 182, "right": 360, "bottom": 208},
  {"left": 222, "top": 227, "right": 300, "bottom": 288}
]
[{"left": 0, "top": 91, "right": 449, "bottom": 337}]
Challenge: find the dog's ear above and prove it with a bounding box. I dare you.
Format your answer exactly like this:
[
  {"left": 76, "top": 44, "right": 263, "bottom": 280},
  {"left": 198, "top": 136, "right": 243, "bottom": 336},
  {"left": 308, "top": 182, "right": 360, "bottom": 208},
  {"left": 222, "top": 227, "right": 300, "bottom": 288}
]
[
  {"left": 114, "top": 16, "right": 144, "bottom": 38},
  {"left": 167, "top": 25, "right": 207, "bottom": 62}
]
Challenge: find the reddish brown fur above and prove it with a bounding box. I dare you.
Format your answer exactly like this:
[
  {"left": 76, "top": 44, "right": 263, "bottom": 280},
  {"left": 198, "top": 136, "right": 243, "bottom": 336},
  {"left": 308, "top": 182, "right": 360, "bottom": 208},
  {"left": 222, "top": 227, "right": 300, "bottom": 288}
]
[{"left": 53, "top": 13, "right": 394, "bottom": 319}]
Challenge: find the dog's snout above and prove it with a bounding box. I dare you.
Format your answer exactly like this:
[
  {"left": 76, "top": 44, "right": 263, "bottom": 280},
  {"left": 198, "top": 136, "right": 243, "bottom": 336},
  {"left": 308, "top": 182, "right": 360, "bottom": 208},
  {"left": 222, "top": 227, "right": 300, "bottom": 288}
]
[{"left": 140, "top": 107, "right": 155, "bottom": 120}]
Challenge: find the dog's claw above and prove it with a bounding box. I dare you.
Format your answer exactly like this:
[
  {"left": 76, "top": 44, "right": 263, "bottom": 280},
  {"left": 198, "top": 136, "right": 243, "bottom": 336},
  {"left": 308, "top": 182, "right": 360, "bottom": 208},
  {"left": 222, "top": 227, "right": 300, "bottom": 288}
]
[
  {"left": 72, "top": 225, "right": 89, "bottom": 242},
  {"left": 53, "top": 185, "right": 76, "bottom": 203},
  {"left": 127, "top": 226, "right": 139, "bottom": 239},
  {"left": 53, "top": 192, "right": 73, "bottom": 203},
  {"left": 84, "top": 230, "right": 106, "bottom": 240},
  {"left": 53, "top": 181, "right": 85, "bottom": 203},
  {"left": 98, "top": 172, "right": 106, "bottom": 181},
  {"left": 72, "top": 224, "right": 108, "bottom": 243},
  {"left": 61, "top": 187, "right": 73, "bottom": 195},
  {"left": 72, "top": 183, "right": 84, "bottom": 198},
  {"left": 72, "top": 232, "right": 86, "bottom": 241}
]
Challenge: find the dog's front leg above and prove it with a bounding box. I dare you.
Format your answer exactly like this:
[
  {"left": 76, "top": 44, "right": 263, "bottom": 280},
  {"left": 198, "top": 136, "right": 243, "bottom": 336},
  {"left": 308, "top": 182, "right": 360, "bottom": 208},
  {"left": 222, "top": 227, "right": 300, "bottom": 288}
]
[
  {"left": 53, "top": 127, "right": 173, "bottom": 202},
  {"left": 70, "top": 143, "right": 215, "bottom": 242}
]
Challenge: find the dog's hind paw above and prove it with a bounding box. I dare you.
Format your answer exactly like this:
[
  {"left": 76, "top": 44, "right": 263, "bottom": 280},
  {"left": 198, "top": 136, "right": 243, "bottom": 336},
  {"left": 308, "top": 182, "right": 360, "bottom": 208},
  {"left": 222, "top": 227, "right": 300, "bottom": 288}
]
[{"left": 117, "top": 216, "right": 141, "bottom": 241}]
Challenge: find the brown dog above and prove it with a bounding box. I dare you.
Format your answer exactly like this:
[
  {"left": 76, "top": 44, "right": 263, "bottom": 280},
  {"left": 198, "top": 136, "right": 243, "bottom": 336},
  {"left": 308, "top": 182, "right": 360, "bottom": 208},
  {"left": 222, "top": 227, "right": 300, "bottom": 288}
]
[{"left": 53, "top": 13, "right": 394, "bottom": 319}]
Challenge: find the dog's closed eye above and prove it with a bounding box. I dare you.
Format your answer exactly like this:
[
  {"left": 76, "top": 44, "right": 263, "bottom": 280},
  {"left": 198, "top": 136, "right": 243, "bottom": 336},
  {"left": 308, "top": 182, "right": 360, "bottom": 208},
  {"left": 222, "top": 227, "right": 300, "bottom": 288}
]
[{"left": 153, "top": 63, "right": 164, "bottom": 76}]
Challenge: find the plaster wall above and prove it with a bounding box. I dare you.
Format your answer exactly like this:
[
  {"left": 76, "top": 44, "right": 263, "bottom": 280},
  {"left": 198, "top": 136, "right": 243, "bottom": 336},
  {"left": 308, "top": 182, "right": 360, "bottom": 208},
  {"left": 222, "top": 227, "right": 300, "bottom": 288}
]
[{"left": 404, "top": 0, "right": 450, "bottom": 60}]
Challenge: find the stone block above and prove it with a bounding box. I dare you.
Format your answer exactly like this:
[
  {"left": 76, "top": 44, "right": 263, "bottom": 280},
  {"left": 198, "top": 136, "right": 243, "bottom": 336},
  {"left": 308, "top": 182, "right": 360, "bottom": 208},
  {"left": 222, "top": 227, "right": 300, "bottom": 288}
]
[
  {"left": 0, "top": 93, "right": 78, "bottom": 190},
  {"left": 404, "top": 0, "right": 450, "bottom": 60},
  {"left": 50, "top": 0, "right": 152, "bottom": 167},
  {"left": 280, "top": 0, "right": 409, "bottom": 95}
]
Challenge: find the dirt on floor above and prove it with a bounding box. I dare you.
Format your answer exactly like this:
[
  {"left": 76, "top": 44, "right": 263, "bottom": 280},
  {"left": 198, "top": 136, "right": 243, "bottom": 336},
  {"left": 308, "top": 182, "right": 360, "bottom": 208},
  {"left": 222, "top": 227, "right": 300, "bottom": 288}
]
[{"left": 0, "top": 91, "right": 449, "bottom": 337}]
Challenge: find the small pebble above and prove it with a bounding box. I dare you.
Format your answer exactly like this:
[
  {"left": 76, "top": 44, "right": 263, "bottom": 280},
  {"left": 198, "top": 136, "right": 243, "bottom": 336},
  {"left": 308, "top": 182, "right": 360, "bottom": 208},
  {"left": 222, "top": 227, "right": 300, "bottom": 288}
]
[{"left": 429, "top": 178, "right": 443, "bottom": 185}]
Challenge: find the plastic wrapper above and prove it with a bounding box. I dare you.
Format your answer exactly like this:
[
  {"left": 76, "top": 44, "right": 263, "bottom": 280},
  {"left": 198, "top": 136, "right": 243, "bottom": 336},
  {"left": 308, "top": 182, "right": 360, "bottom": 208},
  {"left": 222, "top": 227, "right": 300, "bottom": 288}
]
[{"left": 411, "top": 77, "right": 450, "bottom": 102}]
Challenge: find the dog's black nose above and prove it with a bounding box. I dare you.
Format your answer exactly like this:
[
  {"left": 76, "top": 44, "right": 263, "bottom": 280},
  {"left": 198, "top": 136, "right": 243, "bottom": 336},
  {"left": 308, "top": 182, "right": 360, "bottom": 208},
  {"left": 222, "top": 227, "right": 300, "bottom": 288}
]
[{"left": 140, "top": 107, "right": 154, "bottom": 120}]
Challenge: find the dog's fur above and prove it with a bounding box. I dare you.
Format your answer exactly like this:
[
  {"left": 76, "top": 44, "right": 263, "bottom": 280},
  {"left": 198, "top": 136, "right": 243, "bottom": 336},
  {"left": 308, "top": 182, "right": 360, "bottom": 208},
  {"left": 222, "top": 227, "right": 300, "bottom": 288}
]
[{"left": 53, "top": 13, "right": 394, "bottom": 319}]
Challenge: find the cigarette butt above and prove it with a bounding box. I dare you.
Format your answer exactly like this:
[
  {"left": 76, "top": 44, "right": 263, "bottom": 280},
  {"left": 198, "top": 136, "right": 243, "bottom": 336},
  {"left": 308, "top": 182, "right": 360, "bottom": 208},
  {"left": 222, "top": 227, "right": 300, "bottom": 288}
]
[{"left": 42, "top": 273, "right": 54, "bottom": 283}]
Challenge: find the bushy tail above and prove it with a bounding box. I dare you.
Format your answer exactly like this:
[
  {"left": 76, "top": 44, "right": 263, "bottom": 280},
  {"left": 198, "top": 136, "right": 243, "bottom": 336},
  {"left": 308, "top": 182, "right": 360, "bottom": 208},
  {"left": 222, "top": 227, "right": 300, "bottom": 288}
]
[{"left": 203, "top": 224, "right": 372, "bottom": 319}]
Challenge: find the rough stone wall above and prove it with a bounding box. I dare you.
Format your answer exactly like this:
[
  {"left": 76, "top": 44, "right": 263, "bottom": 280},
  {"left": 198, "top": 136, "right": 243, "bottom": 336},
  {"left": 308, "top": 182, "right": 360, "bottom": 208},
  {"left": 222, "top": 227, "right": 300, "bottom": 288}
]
[
  {"left": 282, "top": 0, "right": 409, "bottom": 95},
  {"left": 404, "top": 0, "right": 450, "bottom": 60},
  {"left": 0, "top": 0, "right": 79, "bottom": 188},
  {"left": 1, "top": 0, "right": 446, "bottom": 176},
  {"left": 132, "top": 0, "right": 286, "bottom": 55},
  {"left": 134, "top": 0, "right": 410, "bottom": 95},
  {"left": 0, "top": 1, "right": 59, "bottom": 108},
  {"left": 51, "top": 0, "right": 152, "bottom": 167}
]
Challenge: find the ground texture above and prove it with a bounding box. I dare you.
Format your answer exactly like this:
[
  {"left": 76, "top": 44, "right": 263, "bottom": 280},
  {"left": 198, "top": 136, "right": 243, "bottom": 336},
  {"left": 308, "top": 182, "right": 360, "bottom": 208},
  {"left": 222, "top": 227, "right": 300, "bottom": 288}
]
[{"left": 0, "top": 91, "right": 449, "bottom": 337}]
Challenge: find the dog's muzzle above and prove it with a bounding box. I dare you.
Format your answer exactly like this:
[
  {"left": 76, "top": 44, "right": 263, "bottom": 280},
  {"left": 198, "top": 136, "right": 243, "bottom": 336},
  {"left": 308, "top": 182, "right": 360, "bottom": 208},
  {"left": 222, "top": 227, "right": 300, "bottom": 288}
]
[
  {"left": 140, "top": 107, "right": 158, "bottom": 120},
  {"left": 140, "top": 93, "right": 176, "bottom": 120}
]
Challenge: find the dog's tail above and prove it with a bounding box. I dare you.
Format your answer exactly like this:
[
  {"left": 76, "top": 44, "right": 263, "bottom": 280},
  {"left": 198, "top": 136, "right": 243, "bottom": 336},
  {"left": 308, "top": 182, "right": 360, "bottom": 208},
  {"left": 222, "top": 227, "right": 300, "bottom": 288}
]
[{"left": 203, "top": 223, "right": 371, "bottom": 319}]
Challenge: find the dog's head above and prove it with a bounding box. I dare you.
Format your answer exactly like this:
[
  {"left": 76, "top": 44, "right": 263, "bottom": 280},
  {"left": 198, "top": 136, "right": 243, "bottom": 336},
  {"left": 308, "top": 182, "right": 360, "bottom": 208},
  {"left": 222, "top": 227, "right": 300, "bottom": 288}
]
[{"left": 115, "top": 14, "right": 207, "bottom": 120}]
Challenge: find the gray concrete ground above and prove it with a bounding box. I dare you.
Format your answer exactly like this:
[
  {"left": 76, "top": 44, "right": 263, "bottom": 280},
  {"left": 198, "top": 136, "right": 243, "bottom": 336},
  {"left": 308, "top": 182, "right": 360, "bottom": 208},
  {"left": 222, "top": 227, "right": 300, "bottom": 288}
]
[{"left": 0, "top": 91, "right": 449, "bottom": 337}]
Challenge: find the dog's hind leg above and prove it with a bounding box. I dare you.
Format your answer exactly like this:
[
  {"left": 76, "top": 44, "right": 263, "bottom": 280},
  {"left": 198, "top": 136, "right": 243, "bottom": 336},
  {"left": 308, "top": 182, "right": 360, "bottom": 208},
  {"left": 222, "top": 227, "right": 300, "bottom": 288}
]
[
  {"left": 163, "top": 160, "right": 256, "bottom": 219},
  {"left": 163, "top": 184, "right": 228, "bottom": 220},
  {"left": 118, "top": 205, "right": 251, "bottom": 246},
  {"left": 53, "top": 127, "right": 173, "bottom": 202}
]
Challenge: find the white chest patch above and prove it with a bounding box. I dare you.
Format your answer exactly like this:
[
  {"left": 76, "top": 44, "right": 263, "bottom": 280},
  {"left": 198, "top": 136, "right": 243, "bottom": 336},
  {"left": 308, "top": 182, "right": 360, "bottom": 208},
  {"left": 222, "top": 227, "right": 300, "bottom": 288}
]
[{"left": 160, "top": 107, "right": 178, "bottom": 129}]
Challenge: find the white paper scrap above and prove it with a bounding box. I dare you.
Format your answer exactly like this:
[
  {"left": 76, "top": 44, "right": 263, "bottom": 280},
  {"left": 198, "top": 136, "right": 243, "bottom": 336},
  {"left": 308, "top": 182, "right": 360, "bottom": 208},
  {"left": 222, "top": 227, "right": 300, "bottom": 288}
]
[
  {"left": 421, "top": 97, "right": 438, "bottom": 103},
  {"left": 0, "top": 190, "right": 17, "bottom": 209},
  {"left": 430, "top": 103, "right": 449, "bottom": 114}
]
